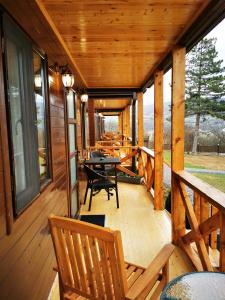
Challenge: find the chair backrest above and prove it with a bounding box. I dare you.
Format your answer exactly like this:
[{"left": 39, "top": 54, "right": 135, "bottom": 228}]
[
  {"left": 49, "top": 215, "right": 128, "bottom": 299},
  {"left": 90, "top": 151, "right": 105, "bottom": 158},
  {"left": 84, "top": 164, "right": 104, "bottom": 181}
]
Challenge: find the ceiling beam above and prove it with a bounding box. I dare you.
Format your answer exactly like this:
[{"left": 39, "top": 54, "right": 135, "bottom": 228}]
[
  {"left": 96, "top": 109, "right": 123, "bottom": 113},
  {"left": 88, "top": 88, "right": 141, "bottom": 98}
]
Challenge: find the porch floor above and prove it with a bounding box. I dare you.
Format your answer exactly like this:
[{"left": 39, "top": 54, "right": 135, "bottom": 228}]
[
  {"left": 80, "top": 182, "right": 194, "bottom": 279},
  {"left": 49, "top": 182, "right": 194, "bottom": 300}
]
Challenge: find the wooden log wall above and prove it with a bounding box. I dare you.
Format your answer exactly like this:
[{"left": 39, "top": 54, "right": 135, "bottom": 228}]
[
  {"left": 0, "top": 138, "right": 6, "bottom": 239},
  {"left": 0, "top": 71, "right": 69, "bottom": 300}
]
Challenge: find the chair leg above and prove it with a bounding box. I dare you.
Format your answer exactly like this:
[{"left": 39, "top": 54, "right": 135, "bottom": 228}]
[
  {"left": 107, "top": 188, "right": 110, "bottom": 200},
  {"left": 88, "top": 186, "right": 93, "bottom": 211},
  {"left": 115, "top": 185, "right": 119, "bottom": 208},
  {"left": 84, "top": 184, "right": 89, "bottom": 204}
]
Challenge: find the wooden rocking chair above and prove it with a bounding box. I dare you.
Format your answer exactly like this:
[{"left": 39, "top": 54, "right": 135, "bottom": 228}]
[{"left": 49, "top": 215, "right": 175, "bottom": 300}]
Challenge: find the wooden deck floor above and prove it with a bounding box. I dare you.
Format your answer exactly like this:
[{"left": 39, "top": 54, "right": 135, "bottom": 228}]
[
  {"left": 49, "top": 182, "right": 194, "bottom": 300},
  {"left": 80, "top": 182, "right": 194, "bottom": 280}
]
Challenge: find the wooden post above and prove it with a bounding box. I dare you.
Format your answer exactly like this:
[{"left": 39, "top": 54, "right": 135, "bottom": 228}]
[
  {"left": 118, "top": 113, "right": 122, "bottom": 134},
  {"left": 154, "top": 71, "right": 164, "bottom": 210},
  {"left": 219, "top": 212, "right": 225, "bottom": 272},
  {"left": 171, "top": 46, "right": 186, "bottom": 243},
  {"left": 126, "top": 105, "right": 131, "bottom": 138},
  {"left": 122, "top": 109, "right": 126, "bottom": 137},
  {"left": 88, "top": 99, "right": 95, "bottom": 146},
  {"left": 132, "top": 94, "right": 137, "bottom": 172},
  {"left": 138, "top": 92, "right": 144, "bottom": 147}
]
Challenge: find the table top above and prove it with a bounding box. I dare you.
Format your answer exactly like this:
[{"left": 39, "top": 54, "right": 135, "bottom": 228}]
[
  {"left": 160, "top": 272, "right": 225, "bottom": 300},
  {"left": 84, "top": 157, "right": 121, "bottom": 165}
]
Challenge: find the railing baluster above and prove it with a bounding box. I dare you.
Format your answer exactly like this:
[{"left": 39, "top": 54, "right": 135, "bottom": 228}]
[
  {"left": 200, "top": 197, "right": 209, "bottom": 251},
  {"left": 210, "top": 206, "right": 218, "bottom": 250},
  {"left": 194, "top": 192, "right": 201, "bottom": 224}
]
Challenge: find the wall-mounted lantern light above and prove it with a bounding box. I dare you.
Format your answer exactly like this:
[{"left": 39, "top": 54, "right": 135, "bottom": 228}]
[
  {"left": 81, "top": 93, "right": 88, "bottom": 102},
  {"left": 50, "top": 62, "right": 75, "bottom": 89},
  {"left": 62, "top": 72, "right": 74, "bottom": 88}
]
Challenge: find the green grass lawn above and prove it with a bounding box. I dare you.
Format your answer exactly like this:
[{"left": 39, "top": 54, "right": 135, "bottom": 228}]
[
  {"left": 164, "top": 150, "right": 205, "bottom": 169},
  {"left": 163, "top": 150, "right": 225, "bottom": 193},
  {"left": 192, "top": 173, "right": 225, "bottom": 193}
]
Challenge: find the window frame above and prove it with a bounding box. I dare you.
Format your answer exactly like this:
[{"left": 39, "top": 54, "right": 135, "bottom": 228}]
[
  {"left": 33, "top": 47, "right": 52, "bottom": 188},
  {"left": 2, "top": 14, "right": 52, "bottom": 218}
]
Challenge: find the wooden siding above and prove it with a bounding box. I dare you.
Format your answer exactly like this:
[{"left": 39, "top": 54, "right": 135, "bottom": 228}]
[
  {"left": 0, "top": 139, "right": 6, "bottom": 239},
  {"left": 0, "top": 71, "right": 69, "bottom": 300}
]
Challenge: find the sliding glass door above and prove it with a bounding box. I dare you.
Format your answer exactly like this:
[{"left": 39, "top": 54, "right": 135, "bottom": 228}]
[
  {"left": 3, "top": 15, "right": 50, "bottom": 215},
  {"left": 66, "top": 90, "right": 79, "bottom": 217}
]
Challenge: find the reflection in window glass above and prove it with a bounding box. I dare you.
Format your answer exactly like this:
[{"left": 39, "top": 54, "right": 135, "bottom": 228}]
[
  {"left": 67, "top": 90, "right": 75, "bottom": 119},
  {"left": 6, "top": 39, "right": 27, "bottom": 195},
  {"left": 70, "top": 157, "right": 77, "bottom": 186},
  {"left": 69, "top": 125, "right": 76, "bottom": 155},
  {"left": 33, "top": 52, "right": 49, "bottom": 181},
  {"left": 71, "top": 189, "right": 78, "bottom": 217}
]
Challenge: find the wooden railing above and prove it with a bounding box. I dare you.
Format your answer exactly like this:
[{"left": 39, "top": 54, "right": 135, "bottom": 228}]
[
  {"left": 88, "top": 145, "right": 138, "bottom": 177},
  {"left": 88, "top": 144, "right": 225, "bottom": 272},
  {"left": 173, "top": 170, "right": 225, "bottom": 272},
  {"left": 138, "top": 147, "right": 155, "bottom": 199}
]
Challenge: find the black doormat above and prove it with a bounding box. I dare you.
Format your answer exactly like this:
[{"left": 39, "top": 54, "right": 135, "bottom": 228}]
[{"left": 80, "top": 214, "right": 105, "bottom": 227}]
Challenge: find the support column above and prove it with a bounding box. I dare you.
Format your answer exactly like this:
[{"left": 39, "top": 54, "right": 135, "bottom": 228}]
[
  {"left": 127, "top": 105, "right": 131, "bottom": 137},
  {"left": 88, "top": 99, "right": 95, "bottom": 146},
  {"left": 171, "top": 46, "right": 186, "bottom": 243},
  {"left": 122, "top": 109, "right": 126, "bottom": 137},
  {"left": 118, "top": 113, "right": 122, "bottom": 134},
  {"left": 137, "top": 92, "right": 144, "bottom": 147},
  {"left": 132, "top": 93, "right": 137, "bottom": 172},
  {"left": 154, "top": 71, "right": 164, "bottom": 210}
]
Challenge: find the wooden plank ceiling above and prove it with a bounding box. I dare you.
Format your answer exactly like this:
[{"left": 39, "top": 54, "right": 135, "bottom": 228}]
[{"left": 37, "top": 0, "right": 210, "bottom": 88}]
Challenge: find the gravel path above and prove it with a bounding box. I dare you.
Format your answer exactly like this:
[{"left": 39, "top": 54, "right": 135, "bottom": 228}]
[{"left": 185, "top": 168, "right": 225, "bottom": 174}]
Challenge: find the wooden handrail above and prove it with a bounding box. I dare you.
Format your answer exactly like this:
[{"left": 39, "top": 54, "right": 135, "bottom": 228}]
[
  {"left": 96, "top": 140, "right": 131, "bottom": 143},
  {"left": 173, "top": 169, "right": 225, "bottom": 272},
  {"left": 139, "top": 146, "right": 155, "bottom": 158},
  {"left": 90, "top": 145, "right": 138, "bottom": 150},
  {"left": 174, "top": 170, "right": 225, "bottom": 212}
]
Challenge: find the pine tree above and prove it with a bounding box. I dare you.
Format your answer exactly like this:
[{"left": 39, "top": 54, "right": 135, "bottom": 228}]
[{"left": 185, "top": 37, "right": 225, "bottom": 153}]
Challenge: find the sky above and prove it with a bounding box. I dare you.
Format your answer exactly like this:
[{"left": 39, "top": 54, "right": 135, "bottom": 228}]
[{"left": 143, "top": 18, "right": 225, "bottom": 105}]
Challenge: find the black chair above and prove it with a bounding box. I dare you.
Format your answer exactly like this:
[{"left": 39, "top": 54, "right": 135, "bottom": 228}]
[{"left": 83, "top": 164, "right": 119, "bottom": 211}]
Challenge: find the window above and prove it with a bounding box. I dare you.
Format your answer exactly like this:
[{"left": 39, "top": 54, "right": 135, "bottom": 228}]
[
  {"left": 4, "top": 15, "right": 50, "bottom": 215},
  {"left": 33, "top": 51, "right": 50, "bottom": 182}
]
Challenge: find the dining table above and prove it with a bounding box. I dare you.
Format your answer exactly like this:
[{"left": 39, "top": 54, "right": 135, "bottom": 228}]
[{"left": 84, "top": 156, "right": 121, "bottom": 180}]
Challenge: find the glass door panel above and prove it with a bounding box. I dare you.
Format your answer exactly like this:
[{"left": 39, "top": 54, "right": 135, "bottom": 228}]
[
  {"left": 66, "top": 90, "right": 79, "bottom": 217},
  {"left": 4, "top": 15, "right": 40, "bottom": 214},
  {"left": 6, "top": 39, "right": 27, "bottom": 195},
  {"left": 33, "top": 51, "right": 49, "bottom": 182},
  {"left": 69, "top": 125, "right": 76, "bottom": 155}
]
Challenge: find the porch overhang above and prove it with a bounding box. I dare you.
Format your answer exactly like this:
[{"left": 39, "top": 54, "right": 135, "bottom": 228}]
[{"left": 2, "top": 0, "right": 225, "bottom": 93}]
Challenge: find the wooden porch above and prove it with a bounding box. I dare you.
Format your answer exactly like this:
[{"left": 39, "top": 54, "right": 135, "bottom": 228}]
[
  {"left": 80, "top": 182, "right": 193, "bottom": 278},
  {"left": 0, "top": 1, "right": 225, "bottom": 299},
  {"left": 49, "top": 181, "right": 194, "bottom": 300}
]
